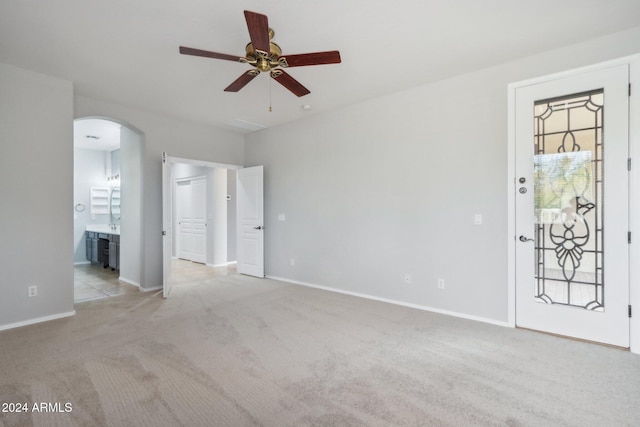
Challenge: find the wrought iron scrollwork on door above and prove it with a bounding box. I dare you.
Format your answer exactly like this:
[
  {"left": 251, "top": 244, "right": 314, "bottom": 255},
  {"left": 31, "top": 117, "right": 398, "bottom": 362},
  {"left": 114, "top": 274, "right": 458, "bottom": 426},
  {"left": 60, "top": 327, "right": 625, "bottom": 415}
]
[
  {"left": 549, "top": 197, "right": 595, "bottom": 282},
  {"left": 533, "top": 90, "right": 604, "bottom": 311}
]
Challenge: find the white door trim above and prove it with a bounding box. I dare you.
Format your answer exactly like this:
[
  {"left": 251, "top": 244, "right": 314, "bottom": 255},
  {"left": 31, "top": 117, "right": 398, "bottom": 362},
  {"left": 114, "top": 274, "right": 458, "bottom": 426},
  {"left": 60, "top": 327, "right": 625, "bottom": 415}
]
[
  {"left": 507, "top": 53, "right": 640, "bottom": 354},
  {"left": 162, "top": 152, "right": 173, "bottom": 297},
  {"left": 167, "top": 156, "right": 243, "bottom": 172},
  {"left": 176, "top": 175, "right": 207, "bottom": 183}
]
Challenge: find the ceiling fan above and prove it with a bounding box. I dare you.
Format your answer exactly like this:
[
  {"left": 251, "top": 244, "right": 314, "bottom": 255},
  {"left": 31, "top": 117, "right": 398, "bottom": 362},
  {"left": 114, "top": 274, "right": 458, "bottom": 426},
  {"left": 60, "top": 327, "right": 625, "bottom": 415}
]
[{"left": 179, "top": 10, "right": 341, "bottom": 97}]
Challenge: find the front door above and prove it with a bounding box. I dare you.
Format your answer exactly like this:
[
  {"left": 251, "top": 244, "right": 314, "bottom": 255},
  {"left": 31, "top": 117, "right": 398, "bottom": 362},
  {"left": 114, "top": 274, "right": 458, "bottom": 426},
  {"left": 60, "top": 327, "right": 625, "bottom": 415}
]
[{"left": 514, "top": 64, "right": 630, "bottom": 347}]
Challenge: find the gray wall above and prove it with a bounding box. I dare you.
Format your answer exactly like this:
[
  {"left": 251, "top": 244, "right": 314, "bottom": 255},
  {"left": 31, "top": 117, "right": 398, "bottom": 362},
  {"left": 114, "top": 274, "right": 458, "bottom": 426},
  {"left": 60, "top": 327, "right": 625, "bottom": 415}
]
[
  {"left": 209, "top": 167, "right": 228, "bottom": 267},
  {"left": 245, "top": 26, "right": 640, "bottom": 324},
  {"left": 119, "top": 126, "right": 143, "bottom": 287},
  {"left": 74, "top": 96, "right": 244, "bottom": 290},
  {"left": 0, "top": 62, "right": 74, "bottom": 327}
]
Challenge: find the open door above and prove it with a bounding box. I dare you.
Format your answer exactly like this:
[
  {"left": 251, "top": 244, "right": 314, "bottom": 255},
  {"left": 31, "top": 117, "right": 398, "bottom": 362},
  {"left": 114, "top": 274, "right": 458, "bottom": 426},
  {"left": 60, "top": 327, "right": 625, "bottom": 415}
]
[
  {"left": 237, "top": 165, "right": 264, "bottom": 277},
  {"left": 162, "top": 152, "right": 173, "bottom": 297}
]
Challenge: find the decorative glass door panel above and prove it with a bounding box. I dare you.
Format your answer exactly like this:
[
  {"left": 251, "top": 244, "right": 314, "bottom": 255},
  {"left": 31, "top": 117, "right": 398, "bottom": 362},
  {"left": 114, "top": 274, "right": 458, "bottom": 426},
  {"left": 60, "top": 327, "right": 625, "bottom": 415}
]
[
  {"left": 514, "top": 64, "right": 629, "bottom": 347},
  {"left": 533, "top": 90, "right": 604, "bottom": 311}
]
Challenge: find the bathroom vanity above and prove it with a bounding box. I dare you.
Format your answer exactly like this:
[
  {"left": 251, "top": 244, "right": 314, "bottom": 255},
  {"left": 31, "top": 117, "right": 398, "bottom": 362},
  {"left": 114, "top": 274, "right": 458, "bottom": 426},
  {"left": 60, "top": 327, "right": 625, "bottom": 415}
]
[{"left": 85, "top": 225, "right": 120, "bottom": 270}]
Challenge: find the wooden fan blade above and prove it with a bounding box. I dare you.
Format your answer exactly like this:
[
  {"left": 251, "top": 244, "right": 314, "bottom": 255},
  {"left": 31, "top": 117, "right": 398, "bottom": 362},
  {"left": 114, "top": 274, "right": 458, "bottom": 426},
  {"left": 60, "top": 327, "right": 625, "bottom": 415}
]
[
  {"left": 224, "top": 71, "right": 259, "bottom": 92},
  {"left": 179, "top": 46, "right": 242, "bottom": 62},
  {"left": 271, "top": 70, "right": 310, "bottom": 97},
  {"left": 244, "top": 10, "right": 270, "bottom": 53},
  {"left": 281, "top": 51, "right": 341, "bottom": 67}
]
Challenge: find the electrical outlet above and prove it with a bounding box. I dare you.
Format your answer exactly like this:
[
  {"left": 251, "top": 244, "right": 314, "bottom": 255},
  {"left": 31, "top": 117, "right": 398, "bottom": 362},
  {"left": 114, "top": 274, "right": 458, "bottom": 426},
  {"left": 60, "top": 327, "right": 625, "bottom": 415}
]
[
  {"left": 290, "top": 258, "right": 295, "bottom": 267},
  {"left": 404, "top": 273, "right": 412, "bottom": 284},
  {"left": 437, "top": 278, "right": 445, "bottom": 289},
  {"left": 28, "top": 285, "right": 38, "bottom": 297}
]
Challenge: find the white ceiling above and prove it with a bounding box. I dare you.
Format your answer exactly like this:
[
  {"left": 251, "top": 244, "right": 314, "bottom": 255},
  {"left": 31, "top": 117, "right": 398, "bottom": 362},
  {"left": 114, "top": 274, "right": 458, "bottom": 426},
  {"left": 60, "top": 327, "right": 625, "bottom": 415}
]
[
  {"left": 74, "top": 118, "right": 121, "bottom": 151},
  {"left": 1, "top": 1, "right": 639, "bottom": 134}
]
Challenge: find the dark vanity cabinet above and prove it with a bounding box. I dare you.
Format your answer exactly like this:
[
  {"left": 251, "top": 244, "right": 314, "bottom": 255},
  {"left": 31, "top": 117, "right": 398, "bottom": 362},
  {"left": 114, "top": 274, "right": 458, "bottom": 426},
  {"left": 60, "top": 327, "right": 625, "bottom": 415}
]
[
  {"left": 85, "top": 231, "right": 99, "bottom": 263},
  {"left": 108, "top": 234, "right": 120, "bottom": 270},
  {"left": 86, "top": 231, "right": 119, "bottom": 270}
]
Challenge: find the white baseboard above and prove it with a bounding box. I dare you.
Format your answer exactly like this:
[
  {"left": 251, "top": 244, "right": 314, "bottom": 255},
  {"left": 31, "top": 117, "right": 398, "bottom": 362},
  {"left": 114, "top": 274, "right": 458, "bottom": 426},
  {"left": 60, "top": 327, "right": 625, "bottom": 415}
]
[
  {"left": 74, "top": 261, "right": 91, "bottom": 266},
  {"left": 0, "top": 311, "right": 76, "bottom": 332},
  {"left": 266, "top": 275, "right": 510, "bottom": 328},
  {"left": 206, "top": 261, "right": 238, "bottom": 268},
  {"left": 140, "top": 286, "right": 162, "bottom": 292},
  {"left": 118, "top": 276, "right": 141, "bottom": 288}
]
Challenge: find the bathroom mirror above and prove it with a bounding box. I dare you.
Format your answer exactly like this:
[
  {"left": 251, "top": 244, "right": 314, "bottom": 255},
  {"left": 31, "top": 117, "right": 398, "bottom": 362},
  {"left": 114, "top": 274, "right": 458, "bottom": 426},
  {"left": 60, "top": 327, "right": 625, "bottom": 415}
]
[{"left": 110, "top": 186, "right": 121, "bottom": 223}]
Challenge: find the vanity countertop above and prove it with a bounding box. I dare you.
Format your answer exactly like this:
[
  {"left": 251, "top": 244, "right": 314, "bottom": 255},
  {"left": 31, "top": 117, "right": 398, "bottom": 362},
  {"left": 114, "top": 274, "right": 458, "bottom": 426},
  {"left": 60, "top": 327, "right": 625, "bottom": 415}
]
[{"left": 86, "top": 225, "right": 120, "bottom": 236}]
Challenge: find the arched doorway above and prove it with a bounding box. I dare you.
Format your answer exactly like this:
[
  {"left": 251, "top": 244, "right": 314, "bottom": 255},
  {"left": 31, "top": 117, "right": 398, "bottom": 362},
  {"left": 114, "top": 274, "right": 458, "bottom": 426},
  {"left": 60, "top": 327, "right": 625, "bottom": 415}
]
[{"left": 73, "top": 117, "right": 144, "bottom": 301}]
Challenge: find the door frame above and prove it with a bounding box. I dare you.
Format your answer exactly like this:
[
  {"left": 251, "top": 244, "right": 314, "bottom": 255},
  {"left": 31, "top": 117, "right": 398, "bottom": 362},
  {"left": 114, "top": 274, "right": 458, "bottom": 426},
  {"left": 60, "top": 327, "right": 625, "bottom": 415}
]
[
  {"left": 507, "top": 54, "right": 640, "bottom": 354},
  {"left": 73, "top": 116, "right": 145, "bottom": 290},
  {"left": 162, "top": 154, "right": 243, "bottom": 297}
]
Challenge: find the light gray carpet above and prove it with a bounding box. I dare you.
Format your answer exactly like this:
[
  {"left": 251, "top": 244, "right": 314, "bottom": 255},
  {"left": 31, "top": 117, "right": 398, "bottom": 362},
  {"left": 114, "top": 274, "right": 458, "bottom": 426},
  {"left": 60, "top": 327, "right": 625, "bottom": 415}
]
[{"left": 1, "top": 273, "right": 639, "bottom": 426}]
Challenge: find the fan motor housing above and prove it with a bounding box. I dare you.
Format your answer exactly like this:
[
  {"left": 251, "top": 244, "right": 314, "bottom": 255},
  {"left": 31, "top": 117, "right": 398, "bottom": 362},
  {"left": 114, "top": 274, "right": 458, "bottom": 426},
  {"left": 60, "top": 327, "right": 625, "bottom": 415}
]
[{"left": 245, "top": 42, "right": 282, "bottom": 72}]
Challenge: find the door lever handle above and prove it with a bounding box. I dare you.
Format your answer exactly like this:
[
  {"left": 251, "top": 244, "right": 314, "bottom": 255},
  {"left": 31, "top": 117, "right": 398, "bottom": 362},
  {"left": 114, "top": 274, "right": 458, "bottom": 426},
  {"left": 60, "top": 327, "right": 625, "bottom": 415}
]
[
  {"left": 519, "top": 235, "right": 534, "bottom": 242},
  {"left": 254, "top": 226, "right": 263, "bottom": 230}
]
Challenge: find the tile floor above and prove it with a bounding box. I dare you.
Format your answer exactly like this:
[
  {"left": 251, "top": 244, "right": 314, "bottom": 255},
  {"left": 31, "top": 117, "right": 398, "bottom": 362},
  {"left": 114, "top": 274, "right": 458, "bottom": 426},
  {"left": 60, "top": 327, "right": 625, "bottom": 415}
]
[
  {"left": 171, "top": 259, "right": 237, "bottom": 285},
  {"left": 74, "top": 260, "right": 238, "bottom": 303},
  {"left": 74, "top": 263, "right": 138, "bottom": 303}
]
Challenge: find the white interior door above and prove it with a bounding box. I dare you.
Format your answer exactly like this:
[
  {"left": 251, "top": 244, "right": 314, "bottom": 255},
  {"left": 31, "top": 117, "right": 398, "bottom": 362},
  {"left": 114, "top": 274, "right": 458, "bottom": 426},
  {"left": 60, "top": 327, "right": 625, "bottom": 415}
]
[
  {"left": 237, "top": 165, "right": 264, "bottom": 277},
  {"left": 162, "top": 152, "right": 173, "bottom": 298},
  {"left": 176, "top": 180, "right": 193, "bottom": 261},
  {"left": 191, "top": 178, "right": 207, "bottom": 264},
  {"left": 176, "top": 178, "right": 206, "bottom": 264},
  {"left": 514, "top": 65, "right": 630, "bottom": 347}
]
